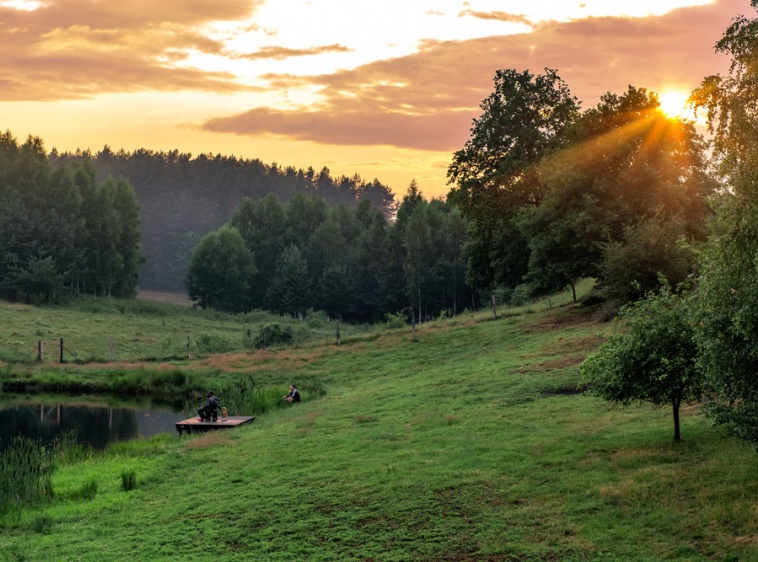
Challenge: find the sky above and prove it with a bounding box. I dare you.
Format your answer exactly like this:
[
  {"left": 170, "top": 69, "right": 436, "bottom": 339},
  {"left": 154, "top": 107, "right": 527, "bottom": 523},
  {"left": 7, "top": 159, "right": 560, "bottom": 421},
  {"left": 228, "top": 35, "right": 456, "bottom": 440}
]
[{"left": 0, "top": 0, "right": 753, "bottom": 199}]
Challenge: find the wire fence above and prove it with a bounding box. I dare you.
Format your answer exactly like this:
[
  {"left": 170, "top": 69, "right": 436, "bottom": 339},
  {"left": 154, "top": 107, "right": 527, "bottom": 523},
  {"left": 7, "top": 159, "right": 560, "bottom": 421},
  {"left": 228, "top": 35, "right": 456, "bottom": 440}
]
[{"left": 9, "top": 335, "right": 198, "bottom": 365}]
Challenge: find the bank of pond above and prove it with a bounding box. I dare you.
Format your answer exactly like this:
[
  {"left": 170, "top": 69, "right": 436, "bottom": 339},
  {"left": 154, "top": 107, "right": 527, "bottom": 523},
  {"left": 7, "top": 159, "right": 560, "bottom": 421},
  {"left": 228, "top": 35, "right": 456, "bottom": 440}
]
[{"left": 0, "top": 378, "right": 321, "bottom": 453}]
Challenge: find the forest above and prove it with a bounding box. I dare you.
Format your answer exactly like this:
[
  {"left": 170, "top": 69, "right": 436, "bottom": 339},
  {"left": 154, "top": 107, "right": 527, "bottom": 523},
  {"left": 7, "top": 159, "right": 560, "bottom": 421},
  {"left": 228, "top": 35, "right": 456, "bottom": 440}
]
[{"left": 49, "top": 148, "right": 396, "bottom": 292}]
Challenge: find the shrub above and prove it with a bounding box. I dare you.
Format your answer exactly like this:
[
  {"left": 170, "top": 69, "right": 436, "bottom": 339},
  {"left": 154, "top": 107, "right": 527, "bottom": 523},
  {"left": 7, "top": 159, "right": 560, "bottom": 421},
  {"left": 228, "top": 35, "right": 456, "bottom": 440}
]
[
  {"left": 195, "top": 333, "right": 235, "bottom": 354},
  {"left": 383, "top": 311, "right": 407, "bottom": 330},
  {"left": 252, "top": 323, "right": 293, "bottom": 349}
]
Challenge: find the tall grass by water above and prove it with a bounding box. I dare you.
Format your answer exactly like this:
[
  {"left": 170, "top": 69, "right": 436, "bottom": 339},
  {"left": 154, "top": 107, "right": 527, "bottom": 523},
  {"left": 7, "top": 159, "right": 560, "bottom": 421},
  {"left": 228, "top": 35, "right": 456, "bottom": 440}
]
[
  {"left": 0, "top": 437, "right": 55, "bottom": 517},
  {"left": 218, "top": 379, "right": 327, "bottom": 417}
]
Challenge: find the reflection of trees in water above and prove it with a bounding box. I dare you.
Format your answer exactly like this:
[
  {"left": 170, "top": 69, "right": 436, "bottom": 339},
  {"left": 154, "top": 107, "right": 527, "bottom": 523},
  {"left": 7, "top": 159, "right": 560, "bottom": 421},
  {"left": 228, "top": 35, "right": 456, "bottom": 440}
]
[{"left": 0, "top": 405, "right": 139, "bottom": 452}]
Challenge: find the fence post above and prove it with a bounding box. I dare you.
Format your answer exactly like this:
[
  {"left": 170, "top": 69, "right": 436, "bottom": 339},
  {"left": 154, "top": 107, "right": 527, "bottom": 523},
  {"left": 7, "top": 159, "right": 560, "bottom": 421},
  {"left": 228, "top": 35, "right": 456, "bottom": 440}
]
[
  {"left": 110, "top": 338, "right": 114, "bottom": 362},
  {"left": 411, "top": 309, "right": 416, "bottom": 333},
  {"left": 38, "top": 340, "right": 43, "bottom": 362},
  {"left": 187, "top": 336, "right": 191, "bottom": 359},
  {"left": 491, "top": 294, "right": 497, "bottom": 321},
  {"left": 59, "top": 338, "right": 64, "bottom": 364},
  {"left": 336, "top": 321, "right": 341, "bottom": 346}
]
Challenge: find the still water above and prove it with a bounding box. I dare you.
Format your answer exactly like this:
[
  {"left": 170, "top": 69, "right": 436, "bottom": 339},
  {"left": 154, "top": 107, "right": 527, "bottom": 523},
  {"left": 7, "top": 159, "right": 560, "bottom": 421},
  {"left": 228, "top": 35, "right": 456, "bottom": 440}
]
[{"left": 0, "top": 394, "right": 194, "bottom": 452}]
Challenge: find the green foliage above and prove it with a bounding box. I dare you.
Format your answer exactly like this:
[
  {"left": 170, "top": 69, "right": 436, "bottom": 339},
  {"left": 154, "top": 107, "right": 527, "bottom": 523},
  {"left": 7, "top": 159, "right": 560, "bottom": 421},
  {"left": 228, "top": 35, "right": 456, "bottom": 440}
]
[
  {"left": 0, "top": 134, "right": 144, "bottom": 301},
  {"left": 265, "top": 244, "right": 310, "bottom": 317},
  {"left": 383, "top": 310, "right": 408, "bottom": 330},
  {"left": 0, "top": 436, "right": 55, "bottom": 516},
  {"left": 194, "top": 333, "right": 235, "bottom": 354},
  {"left": 447, "top": 68, "right": 580, "bottom": 292},
  {"left": 252, "top": 322, "right": 293, "bottom": 349},
  {"left": 689, "top": 2, "right": 758, "bottom": 448},
  {"left": 219, "top": 379, "right": 286, "bottom": 416},
  {"left": 581, "top": 284, "right": 702, "bottom": 440},
  {"left": 120, "top": 469, "right": 137, "bottom": 491},
  {"left": 598, "top": 217, "right": 696, "bottom": 302},
  {"left": 448, "top": 72, "right": 713, "bottom": 304},
  {"left": 31, "top": 514, "right": 54, "bottom": 534},
  {"left": 186, "top": 225, "right": 255, "bottom": 313}
]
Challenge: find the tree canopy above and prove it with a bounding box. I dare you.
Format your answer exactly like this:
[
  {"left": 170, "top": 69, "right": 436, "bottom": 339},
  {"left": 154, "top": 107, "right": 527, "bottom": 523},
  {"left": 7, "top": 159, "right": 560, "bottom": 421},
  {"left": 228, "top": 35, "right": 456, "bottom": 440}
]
[
  {"left": 448, "top": 72, "right": 714, "bottom": 303},
  {"left": 0, "top": 132, "right": 144, "bottom": 302},
  {"left": 690, "top": 0, "right": 758, "bottom": 447}
]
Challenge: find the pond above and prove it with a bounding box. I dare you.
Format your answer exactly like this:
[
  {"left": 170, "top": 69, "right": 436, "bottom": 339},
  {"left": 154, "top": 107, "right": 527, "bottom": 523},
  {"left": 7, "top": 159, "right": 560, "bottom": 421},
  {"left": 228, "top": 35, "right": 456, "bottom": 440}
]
[{"left": 0, "top": 394, "right": 195, "bottom": 453}]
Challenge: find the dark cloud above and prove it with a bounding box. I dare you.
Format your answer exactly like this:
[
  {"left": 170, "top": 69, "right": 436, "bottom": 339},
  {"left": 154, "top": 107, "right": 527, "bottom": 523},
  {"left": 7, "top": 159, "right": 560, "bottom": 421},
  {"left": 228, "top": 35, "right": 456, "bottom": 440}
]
[
  {"left": 203, "top": 0, "right": 748, "bottom": 151},
  {"left": 240, "top": 43, "right": 351, "bottom": 60}
]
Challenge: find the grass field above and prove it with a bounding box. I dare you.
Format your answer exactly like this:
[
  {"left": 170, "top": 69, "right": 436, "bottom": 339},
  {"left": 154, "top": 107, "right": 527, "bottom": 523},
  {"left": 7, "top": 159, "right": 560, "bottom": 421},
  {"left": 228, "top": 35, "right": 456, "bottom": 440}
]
[{"left": 1, "top": 286, "right": 757, "bottom": 561}]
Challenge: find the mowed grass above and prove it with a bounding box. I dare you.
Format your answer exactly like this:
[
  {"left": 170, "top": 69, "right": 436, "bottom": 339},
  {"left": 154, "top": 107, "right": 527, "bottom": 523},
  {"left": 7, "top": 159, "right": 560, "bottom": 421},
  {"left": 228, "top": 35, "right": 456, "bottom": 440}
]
[{"left": 2, "top": 294, "right": 758, "bottom": 560}]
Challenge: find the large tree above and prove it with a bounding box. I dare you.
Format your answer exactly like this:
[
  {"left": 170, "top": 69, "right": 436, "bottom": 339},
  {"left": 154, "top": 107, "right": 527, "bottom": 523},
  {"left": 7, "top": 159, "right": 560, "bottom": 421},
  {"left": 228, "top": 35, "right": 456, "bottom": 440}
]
[
  {"left": 690, "top": 1, "right": 758, "bottom": 446},
  {"left": 447, "top": 68, "right": 580, "bottom": 293},
  {"left": 520, "top": 86, "right": 713, "bottom": 301},
  {"left": 186, "top": 225, "right": 256, "bottom": 313}
]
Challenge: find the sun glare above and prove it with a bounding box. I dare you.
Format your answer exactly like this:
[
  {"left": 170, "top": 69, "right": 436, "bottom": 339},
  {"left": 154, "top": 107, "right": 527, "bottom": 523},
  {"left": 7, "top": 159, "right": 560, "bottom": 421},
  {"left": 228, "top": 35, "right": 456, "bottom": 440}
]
[{"left": 658, "top": 90, "right": 689, "bottom": 118}]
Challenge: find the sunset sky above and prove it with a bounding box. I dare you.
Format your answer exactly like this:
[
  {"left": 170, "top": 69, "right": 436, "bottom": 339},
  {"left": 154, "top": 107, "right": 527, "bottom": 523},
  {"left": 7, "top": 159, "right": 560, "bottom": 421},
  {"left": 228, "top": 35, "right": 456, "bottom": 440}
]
[{"left": 0, "top": 0, "right": 752, "bottom": 198}]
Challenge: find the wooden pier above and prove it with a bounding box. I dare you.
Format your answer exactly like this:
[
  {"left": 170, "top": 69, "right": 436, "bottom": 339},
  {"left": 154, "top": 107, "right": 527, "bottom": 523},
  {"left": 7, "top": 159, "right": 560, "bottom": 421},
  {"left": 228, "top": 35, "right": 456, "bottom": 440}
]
[{"left": 175, "top": 415, "right": 255, "bottom": 435}]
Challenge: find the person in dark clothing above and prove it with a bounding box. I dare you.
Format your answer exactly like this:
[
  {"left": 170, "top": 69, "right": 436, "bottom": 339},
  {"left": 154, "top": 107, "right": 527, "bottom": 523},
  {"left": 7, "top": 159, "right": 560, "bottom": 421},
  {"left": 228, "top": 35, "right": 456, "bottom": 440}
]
[
  {"left": 198, "top": 391, "right": 220, "bottom": 421},
  {"left": 283, "top": 385, "right": 301, "bottom": 403}
]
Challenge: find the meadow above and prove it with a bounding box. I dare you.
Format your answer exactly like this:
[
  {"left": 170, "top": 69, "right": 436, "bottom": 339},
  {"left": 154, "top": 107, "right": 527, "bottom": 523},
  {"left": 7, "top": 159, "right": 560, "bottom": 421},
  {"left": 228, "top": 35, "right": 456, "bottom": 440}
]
[{"left": 0, "top": 286, "right": 757, "bottom": 561}]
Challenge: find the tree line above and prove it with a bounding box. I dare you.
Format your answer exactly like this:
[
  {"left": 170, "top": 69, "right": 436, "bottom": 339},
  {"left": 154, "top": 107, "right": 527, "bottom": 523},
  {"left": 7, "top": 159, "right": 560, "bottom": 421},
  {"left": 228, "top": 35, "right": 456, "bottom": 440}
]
[
  {"left": 187, "top": 182, "right": 473, "bottom": 323},
  {"left": 0, "top": 133, "right": 143, "bottom": 302},
  {"left": 50, "top": 148, "right": 395, "bottom": 292}
]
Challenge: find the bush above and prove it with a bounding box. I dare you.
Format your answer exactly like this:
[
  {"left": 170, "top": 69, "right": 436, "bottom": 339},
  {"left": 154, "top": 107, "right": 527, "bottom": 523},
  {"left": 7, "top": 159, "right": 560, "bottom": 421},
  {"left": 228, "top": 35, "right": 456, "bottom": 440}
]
[
  {"left": 305, "top": 308, "right": 331, "bottom": 329},
  {"left": 383, "top": 311, "right": 407, "bottom": 330},
  {"left": 252, "top": 323, "right": 293, "bottom": 349},
  {"left": 195, "top": 333, "right": 235, "bottom": 354}
]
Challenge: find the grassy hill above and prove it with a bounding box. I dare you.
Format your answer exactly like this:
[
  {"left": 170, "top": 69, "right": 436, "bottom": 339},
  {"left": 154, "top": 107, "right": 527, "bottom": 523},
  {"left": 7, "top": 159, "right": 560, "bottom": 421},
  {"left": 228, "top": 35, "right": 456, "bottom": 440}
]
[{"left": 1, "top": 292, "right": 757, "bottom": 561}]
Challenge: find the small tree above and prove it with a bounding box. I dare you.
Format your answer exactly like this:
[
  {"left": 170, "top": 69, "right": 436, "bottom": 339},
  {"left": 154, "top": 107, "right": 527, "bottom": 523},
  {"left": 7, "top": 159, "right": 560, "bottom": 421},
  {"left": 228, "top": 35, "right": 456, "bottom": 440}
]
[{"left": 580, "top": 284, "right": 702, "bottom": 441}]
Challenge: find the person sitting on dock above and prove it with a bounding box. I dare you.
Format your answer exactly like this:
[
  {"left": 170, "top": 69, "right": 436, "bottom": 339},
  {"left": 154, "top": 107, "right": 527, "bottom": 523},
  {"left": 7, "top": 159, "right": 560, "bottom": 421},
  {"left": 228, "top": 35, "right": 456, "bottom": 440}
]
[
  {"left": 283, "top": 385, "right": 301, "bottom": 403},
  {"left": 198, "top": 391, "right": 220, "bottom": 421}
]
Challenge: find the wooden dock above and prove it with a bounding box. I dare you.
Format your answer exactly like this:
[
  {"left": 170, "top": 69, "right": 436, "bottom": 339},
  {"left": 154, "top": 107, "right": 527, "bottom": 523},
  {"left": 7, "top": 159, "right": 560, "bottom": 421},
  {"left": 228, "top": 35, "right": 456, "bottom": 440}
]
[{"left": 175, "top": 415, "right": 255, "bottom": 435}]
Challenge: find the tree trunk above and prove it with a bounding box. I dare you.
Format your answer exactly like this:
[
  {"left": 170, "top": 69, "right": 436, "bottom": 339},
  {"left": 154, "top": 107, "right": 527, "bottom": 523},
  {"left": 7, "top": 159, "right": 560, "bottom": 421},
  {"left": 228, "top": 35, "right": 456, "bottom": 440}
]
[
  {"left": 571, "top": 281, "right": 577, "bottom": 303},
  {"left": 672, "top": 398, "right": 681, "bottom": 441}
]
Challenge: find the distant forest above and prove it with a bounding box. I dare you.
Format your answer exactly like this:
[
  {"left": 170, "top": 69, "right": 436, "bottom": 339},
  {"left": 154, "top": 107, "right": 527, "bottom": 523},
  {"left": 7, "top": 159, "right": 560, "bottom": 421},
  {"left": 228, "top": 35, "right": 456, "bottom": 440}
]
[{"left": 50, "top": 147, "right": 397, "bottom": 293}]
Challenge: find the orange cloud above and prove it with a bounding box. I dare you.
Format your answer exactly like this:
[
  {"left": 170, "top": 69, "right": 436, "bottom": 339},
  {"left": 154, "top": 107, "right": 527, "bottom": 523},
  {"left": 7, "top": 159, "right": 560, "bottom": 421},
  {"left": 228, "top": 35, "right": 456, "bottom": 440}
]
[
  {"left": 240, "top": 43, "right": 352, "bottom": 60},
  {"left": 458, "top": 9, "right": 532, "bottom": 26},
  {"left": 0, "top": 0, "right": 262, "bottom": 100},
  {"left": 201, "top": 0, "right": 744, "bottom": 151}
]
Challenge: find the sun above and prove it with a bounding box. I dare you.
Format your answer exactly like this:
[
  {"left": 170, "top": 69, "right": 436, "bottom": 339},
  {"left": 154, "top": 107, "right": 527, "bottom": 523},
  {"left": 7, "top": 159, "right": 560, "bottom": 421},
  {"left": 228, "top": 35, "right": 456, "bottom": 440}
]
[{"left": 657, "top": 90, "right": 690, "bottom": 118}]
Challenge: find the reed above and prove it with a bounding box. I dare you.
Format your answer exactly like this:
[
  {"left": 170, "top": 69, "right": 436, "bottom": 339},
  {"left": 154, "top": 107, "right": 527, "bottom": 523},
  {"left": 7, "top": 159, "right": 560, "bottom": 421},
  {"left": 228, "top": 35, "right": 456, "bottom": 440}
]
[
  {"left": 0, "top": 436, "right": 55, "bottom": 516},
  {"left": 218, "top": 380, "right": 288, "bottom": 416}
]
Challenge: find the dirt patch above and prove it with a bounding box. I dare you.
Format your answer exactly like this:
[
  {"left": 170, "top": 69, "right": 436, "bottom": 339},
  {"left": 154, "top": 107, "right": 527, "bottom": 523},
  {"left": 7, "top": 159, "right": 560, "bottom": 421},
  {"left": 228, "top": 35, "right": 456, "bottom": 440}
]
[
  {"left": 546, "top": 335, "right": 607, "bottom": 355},
  {"left": 516, "top": 356, "right": 585, "bottom": 374},
  {"left": 523, "top": 305, "right": 601, "bottom": 333}
]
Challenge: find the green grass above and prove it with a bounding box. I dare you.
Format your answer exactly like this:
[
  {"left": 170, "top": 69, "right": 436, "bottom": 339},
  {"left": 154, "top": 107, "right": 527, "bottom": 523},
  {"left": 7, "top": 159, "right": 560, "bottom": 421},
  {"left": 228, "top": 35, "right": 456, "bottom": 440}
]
[
  {"left": 0, "top": 295, "right": 371, "bottom": 365},
  {"left": 1, "top": 286, "right": 757, "bottom": 560}
]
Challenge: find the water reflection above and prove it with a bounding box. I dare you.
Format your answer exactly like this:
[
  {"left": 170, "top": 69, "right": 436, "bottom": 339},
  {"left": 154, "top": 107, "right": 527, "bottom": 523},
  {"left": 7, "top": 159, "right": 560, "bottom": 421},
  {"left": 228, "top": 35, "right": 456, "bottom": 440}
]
[{"left": 0, "top": 395, "right": 190, "bottom": 452}]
